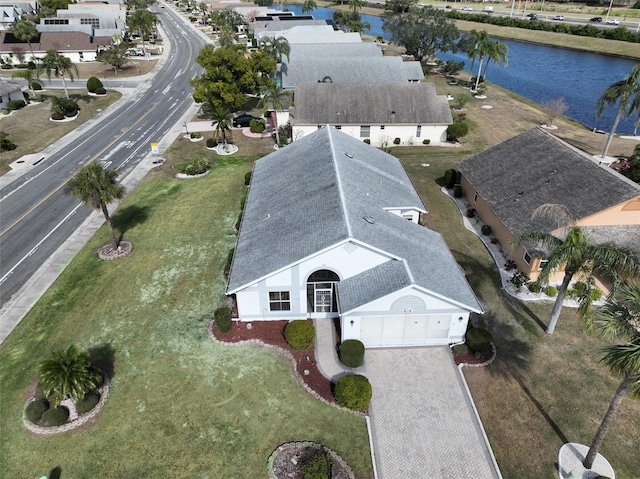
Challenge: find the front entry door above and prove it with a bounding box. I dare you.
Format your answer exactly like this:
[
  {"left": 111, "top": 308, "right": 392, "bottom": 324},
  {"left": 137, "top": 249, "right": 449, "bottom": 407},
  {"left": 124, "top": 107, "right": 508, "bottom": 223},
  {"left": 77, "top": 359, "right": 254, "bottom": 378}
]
[{"left": 315, "top": 288, "right": 332, "bottom": 313}]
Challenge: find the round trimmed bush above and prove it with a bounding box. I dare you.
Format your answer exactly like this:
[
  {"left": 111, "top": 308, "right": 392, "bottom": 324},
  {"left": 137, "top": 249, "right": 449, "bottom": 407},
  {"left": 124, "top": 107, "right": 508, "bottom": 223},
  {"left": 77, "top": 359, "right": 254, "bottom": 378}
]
[
  {"left": 363, "top": 138, "right": 370, "bottom": 144},
  {"left": 206, "top": 138, "right": 216, "bottom": 148},
  {"left": 39, "top": 406, "right": 69, "bottom": 427},
  {"left": 8, "top": 99, "right": 26, "bottom": 110},
  {"left": 481, "top": 224, "right": 492, "bottom": 235},
  {"left": 51, "top": 112, "right": 65, "bottom": 120},
  {"left": 444, "top": 168, "right": 457, "bottom": 188},
  {"left": 590, "top": 288, "right": 603, "bottom": 301},
  {"left": 545, "top": 285, "right": 557, "bottom": 297},
  {"left": 95, "top": 86, "right": 106, "bottom": 95},
  {"left": 528, "top": 282, "right": 542, "bottom": 293},
  {"left": 87, "top": 76, "right": 103, "bottom": 93},
  {"left": 453, "top": 184, "right": 463, "bottom": 198},
  {"left": 339, "top": 339, "right": 365, "bottom": 368},
  {"left": 465, "top": 328, "right": 492, "bottom": 354},
  {"left": 249, "top": 119, "right": 265, "bottom": 133},
  {"left": 298, "top": 446, "right": 330, "bottom": 479},
  {"left": 334, "top": 374, "right": 372, "bottom": 411},
  {"left": 284, "top": 320, "right": 315, "bottom": 350},
  {"left": 451, "top": 343, "right": 470, "bottom": 355},
  {"left": 183, "top": 157, "right": 210, "bottom": 175},
  {"left": 25, "top": 399, "right": 50, "bottom": 423},
  {"left": 393, "top": 137, "right": 401, "bottom": 145},
  {"left": 34, "top": 382, "right": 48, "bottom": 400},
  {"left": 30, "top": 80, "right": 42, "bottom": 90},
  {"left": 446, "top": 122, "right": 469, "bottom": 141},
  {"left": 75, "top": 390, "right": 100, "bottom": 414},
  {"left": 422, "top": 139, "right": 431, "bottom": 145},
  {"left": 214, "top": 307, "right": 232, "bottom": 333}
]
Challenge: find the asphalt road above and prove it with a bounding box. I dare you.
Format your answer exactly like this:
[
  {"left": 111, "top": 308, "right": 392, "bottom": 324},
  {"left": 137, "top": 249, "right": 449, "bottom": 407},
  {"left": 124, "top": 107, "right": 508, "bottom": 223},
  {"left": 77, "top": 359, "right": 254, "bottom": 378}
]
[{"left": 0, "top": 5, "right": 208, "bottom": 306}]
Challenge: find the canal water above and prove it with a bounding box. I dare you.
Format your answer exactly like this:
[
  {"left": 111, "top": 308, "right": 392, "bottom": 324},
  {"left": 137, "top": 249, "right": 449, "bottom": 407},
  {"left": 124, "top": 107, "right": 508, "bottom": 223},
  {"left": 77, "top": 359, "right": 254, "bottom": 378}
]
[{"left": 283, "top": 4, "right": 639, "bottom": 133}]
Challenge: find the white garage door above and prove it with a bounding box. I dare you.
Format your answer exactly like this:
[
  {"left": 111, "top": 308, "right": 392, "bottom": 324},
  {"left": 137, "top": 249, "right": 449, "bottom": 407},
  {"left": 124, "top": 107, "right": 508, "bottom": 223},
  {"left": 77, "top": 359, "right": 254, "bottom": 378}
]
[{"left": 360, "top": 315, "right": 451, "bottom": 346}]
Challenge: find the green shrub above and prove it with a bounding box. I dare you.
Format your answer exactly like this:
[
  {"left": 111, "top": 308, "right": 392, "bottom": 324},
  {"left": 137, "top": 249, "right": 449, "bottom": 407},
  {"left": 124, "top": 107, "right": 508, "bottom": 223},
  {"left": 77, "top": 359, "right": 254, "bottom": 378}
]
[
  {"left": 339, "top": 339, "right": 365, "bottom": 368},
  {"left": 39, "top": 406, "right": 69, "bottom": 427},
  {"left": 569, "top": 281, "right": 603, "bottom": 301},
  {"left": 544, "top": 285, "right": 557, "bottom": 297},
  {"left": 25, "top": 399, "right": 50, "bottom": 423},
  {"left": 590, "top": 288, "right": 603, "bottom": 301},
  {"left": 8, "top": 99, "right": 26, "bottom": 110},
  {"left": 528, "top": 281, "right": 542, "bottom": 293},
  {"left": 190, "top": 131, "right": 202, "bottom": 139},
  {"left": 30, "top": 80, "right": 42, "bottom": 90},
  {"left": 481, "top": 224, "right": 492, "bottom": 235},
  {"left": 214, "top": 307, "right": 232, "bottom": 333},
  {"left": 249, "top": 119, "right": 266, "bottom": 133},
  {"left": 244, "top": 171, "right": 252, "bottom": 186},
  {"left": 363, "top": 138, "right": 370, "bottom": 144},
  {"left": 182, "top": 157, "right": 210, "bottom": 175},
  {"left": 34, "top": 382, "right": 48, "bottom": 400},
  {"left": 444, "top": 168, "right": 457, "bottom": 188},
  {"left": 393, "top": 137, "right": 401, "bottom": 145},
  {"left": 206, "top": 138, "right": 216, "bottom": 148},
  {"left": 284, "top": 320, "right": 315, "bottom": 350},
  {"left": 334, "top": 374, "right": 372, "bottom": 410},
  {"left": 446, "top": 122, "right": 469, "bottom": 141},
  {"left": 298, "top": 447, "right": 330, "bottom": 479},
  {"left": 453, "top": 184, "right": 463, "bottom": 198},
  {"left": 87, "top": 76, "right": 103, "bottom": 93},
  {"left": 0, "top": 137, "right": 17, "bottom": 151},
  {"left": 509, "top": 271, "right": 530, "bottom": 290},
  {"left": 422, "top": 139, "right": 430, "bottom": 145},
  {"left": 51, "top": 112, "right": 65, "bottom": 120},
  {"left": 465, "top": 328, "right": 492, "bottom": 354},
  {"left": 95, "top": 86, "right": 106, "bottom": 95},
  {"left": 451, "top": 343, "right": 470, "bottom": 355},
  {"left": 75, "top": 390, "right": 100, "bottom": 414},
  {"left": 1, "top": 108, "right": 9, "bottom": 115}
]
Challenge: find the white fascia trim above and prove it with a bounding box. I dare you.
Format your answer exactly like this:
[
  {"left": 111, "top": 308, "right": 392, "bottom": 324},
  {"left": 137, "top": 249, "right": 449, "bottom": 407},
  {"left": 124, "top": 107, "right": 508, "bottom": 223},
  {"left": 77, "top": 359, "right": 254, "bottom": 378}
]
[{"left": 382, "top": 206, "right": 427, "bottom": 214}]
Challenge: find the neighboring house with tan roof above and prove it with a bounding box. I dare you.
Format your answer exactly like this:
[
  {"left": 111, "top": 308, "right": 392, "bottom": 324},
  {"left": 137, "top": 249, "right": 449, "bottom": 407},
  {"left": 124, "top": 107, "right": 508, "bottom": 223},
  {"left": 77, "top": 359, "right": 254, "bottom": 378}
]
[
  {"left": 457, "top": 127, "right": 640, "bottom": 287},
  {"left": 227, "top": 126, "right": 482, "bottom": 347},
  {"left": 0, "top": 80, "right": 24, "bottom": 109},
  {"left": 290, "top": 82, "right": 452, "bottom": 147},
  {"left": 0, "top": 30, "right": 111, "bottom": 63}
]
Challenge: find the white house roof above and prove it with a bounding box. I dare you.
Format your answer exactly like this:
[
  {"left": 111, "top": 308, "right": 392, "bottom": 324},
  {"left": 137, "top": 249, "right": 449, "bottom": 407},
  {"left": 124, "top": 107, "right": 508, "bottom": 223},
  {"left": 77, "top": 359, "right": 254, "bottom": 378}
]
[
  {"left": 291, "top": 82, "right": 452, "bottom": 126},
  {"left": 261, "top": 25, "right": 362, "bottom": 44},
  {"left": 281, "top": 56, "right": 423, "bottom": 89},
  {"left": 287, "top": 42, "right": 383, "bottom": 62},
  {"left": 227, "top": 127, "right": 482, "bottom": 313}
]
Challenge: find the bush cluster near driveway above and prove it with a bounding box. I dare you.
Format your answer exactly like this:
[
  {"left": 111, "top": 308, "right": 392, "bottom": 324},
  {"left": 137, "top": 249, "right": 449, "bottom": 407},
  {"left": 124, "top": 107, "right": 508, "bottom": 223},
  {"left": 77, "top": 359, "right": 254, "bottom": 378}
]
[{"left": 0, "top": 152, "right": 372, "bottom": 478}]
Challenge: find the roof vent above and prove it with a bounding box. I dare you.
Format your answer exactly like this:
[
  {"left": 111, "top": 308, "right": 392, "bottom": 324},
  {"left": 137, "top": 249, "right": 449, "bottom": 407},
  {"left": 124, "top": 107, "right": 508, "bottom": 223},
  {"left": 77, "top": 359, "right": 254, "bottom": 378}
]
[
  {"left": 363, "top": 215, "right": 375, "bottom": 224},
  {"left": 345, "top": 152, "right": 354, "bottom": 158}
]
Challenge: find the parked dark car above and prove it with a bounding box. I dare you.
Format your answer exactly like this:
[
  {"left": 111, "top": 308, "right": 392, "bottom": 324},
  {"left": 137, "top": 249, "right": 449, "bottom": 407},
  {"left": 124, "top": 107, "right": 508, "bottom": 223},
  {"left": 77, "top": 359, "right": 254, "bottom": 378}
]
[
  {"left": 233, "top": 114, "right": 262, "bottom": 128},
  {"left": 590, "top": 16, "right": 603, "bottom": 22},
  {"left": 528, "top": 14, "right": 538, "bottom": 20}
]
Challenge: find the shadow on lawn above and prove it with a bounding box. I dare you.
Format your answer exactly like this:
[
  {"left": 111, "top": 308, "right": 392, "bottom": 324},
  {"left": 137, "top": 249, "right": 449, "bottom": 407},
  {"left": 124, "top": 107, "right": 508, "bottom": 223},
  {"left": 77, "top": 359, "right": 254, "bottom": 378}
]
[
  {"left": 112, "top": 204, "right": 150, "bottom": 236},
  {"left": 88, "top": 343, "right": 116, "bottom": 380}
]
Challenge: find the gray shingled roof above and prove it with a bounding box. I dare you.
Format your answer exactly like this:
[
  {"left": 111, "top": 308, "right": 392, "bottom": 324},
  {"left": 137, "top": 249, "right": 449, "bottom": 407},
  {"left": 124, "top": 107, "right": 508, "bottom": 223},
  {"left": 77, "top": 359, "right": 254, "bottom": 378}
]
[
  {"left": 287, "top": 42, "right": 383, "bottom": 62},
  {"left": 291, "top": 82, "right": 452, "bottom": 126},
  {"left": 227, "top": 127, "right": 482, "bottom": 313},
  {"left": 457, "top": 128, "right": 640, "bottom": 236},
  {"left": 0, "top": 80, "right": 21, "bottom": 96},
  {"left": 280, "top": 56, "right": 420, "bottom": 89}
]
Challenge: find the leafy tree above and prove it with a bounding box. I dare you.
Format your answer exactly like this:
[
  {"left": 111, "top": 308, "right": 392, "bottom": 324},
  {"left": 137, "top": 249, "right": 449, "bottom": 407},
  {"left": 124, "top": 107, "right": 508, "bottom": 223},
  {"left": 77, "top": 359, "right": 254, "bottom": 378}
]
[
  {"left": 97, "top": 43, "right": 131, "bottom": 75},
  {"left": 66, "top": 163, "right": 126, "bottom": 249},
  {"left": 583, "top": 281, "right": 640, "bottom": 469},
  {"left": 127, "top": 9, "right": 157, "bottom": 52},
  {"left": 11, "top": 67, "right": 38, "bottom": 98},
  {"left": 124, "top": 0, "right": 157, "bottom": 10},
  {"left": 39, "top": 0, "right": 70, "bottom": 18},
  {"left": 514, "top": 204, "right": 640, "bottom": 334},
  {"left": 382, "top": 5, "right": 459, "bottom": 64},
  {"left": 10, "top": 19, "right": 38, "bottom": 64},
  {"left": 38, "top": 345, "right": 102, "bottom": 407},
  {"left": 596, "top": 63, "right": 640, "bottom": 160},
  {"left": 258, "top": 78, "right": 292, "bottom": 146},
  {"left": 38, "top": 50, "right": 78, "bottom": 99},
  {"left": 209, "top": 10, "right": 246, "bottom": 32},
  {"left": 384, "top": 0, "right": 418, "bottom": 13},
  {"left": 211, "top": 107, "right": 233, "bottom": 145},
  {"left": 301, "top": 0, "right": 317, "bottom": 14},
  {"left": 349, "top": 0, "right": 364, "bottom": 14}
]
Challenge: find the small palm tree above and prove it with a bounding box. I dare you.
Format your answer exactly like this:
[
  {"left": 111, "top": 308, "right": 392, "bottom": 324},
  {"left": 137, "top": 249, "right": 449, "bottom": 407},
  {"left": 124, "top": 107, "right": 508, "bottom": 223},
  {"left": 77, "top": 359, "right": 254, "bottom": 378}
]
[
  {"left": 211, "top": 107, "right": 233, "bottom": 145},
  {"left": 482, "top": 39, "right": 508, "bottom": 82},
  {"left": 462, "top": 30, "right": 488, "bottom": 89},
  {"left": 38, "top": 345, "right": 102, "bottom": 407},
  {"left": 582, "top": 281, "right": 640, "bottom": 469},
  {"left": 11, "top": 68, "right": 38, "bottom": 99},
  {"left": 66, "top": 163, "right": 126, "bottom": 249},
  {"left": 301, "top": 0, "right": 317, "bottom": 14},
  {"left": 258, "top": 79, "right": 292, "bottom": 147},
  {"left": 514, "top": 204, "right": 640, "bottom": 334},
  {"left": 596, "top": 63, "right": 640, "bottom": 159},
  {"left": 11, "top": 19, "right": 38, "bottom": 65},
  {"left": 39, "top": 49, "right": 78, "bottom": 99}
]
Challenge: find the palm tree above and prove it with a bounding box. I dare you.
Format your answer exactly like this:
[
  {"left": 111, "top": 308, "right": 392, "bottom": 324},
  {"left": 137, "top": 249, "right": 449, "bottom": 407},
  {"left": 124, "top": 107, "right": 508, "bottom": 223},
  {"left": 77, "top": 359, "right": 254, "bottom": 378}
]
[
  {"left": 462, "top": 30, "right": 488, "bottom": 89},
  {"left": 350, "top": 0, "right": 364, "bottom": 14},
  {"left": 481, "top": 39, "right": 508, "bottom": 82},
  {"left": 11, "top": 19, "right": 38, "bottom": 65},
  {"left": 596, "top": 63, "right": 640, "bottom": 159},
  {"left": 472, "top": 34, "right": 493, "bottom": 92},
  {"left": 582, "top": 282, "right": 640, "bottom": 469},
  {"left": 11, "top": 67, "right": 38, "bottom": 99},
  {"left": 66, "top": 163, "right": 126, "bottom": 249},
  {"left": 301, "top": 0, "right": 317, "bottom": 14},
  {"left": 39, "top": 50, "right": 78, "bottom": 99},
  {"left": 346, "top": 18, "right": 372, "bottom": 34},
  {"left": 260, "top": 36, "right": 290, "bottom": 63},
  {"left": 38, "top": 345, "right": 102, "bottom": 407},
  {"left": 211, "top": 107, "right": 233, "bottom": 145},
  {"left": 333, "top": 10, "right": 350, "bottom": 30},
  {"left": 514, "top": 204, "right": 640, "bottom": 334},
  {"left": 258, "top": 79, "right": 291, "bottom": 147}
]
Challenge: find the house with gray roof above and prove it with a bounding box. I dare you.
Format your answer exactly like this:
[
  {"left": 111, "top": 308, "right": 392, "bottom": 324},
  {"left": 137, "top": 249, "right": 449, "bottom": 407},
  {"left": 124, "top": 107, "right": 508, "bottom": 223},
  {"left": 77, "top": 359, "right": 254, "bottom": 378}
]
[
  {"left": 227, "top": 127, "right": 482, "bottom": 347},
  {"left": 457, "top": 127, "right": 640, "bottom": 286},
  {"left": 0, "top": 80, "right": 24, "bottom": 109},
  {"left": 290, "top": 82, "right": 452, "bottom": 147}
]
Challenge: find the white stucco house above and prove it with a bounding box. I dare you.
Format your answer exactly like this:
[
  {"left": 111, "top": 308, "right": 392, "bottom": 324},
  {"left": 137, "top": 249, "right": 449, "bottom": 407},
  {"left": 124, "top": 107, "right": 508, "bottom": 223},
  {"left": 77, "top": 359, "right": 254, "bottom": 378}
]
[
  {"left": 226, "top": 127, "right": 482, "bottom": 347},
  {"left": 290, "top": 82, "right": 452, "bottom": 147}
]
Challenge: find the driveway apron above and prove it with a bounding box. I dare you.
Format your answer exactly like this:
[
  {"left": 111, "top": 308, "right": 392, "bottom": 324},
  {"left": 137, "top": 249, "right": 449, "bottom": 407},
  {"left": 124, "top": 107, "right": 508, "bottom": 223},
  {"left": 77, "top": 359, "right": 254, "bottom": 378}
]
[{"left": 363, "top": 347, "right": 501, "bottom": 479}]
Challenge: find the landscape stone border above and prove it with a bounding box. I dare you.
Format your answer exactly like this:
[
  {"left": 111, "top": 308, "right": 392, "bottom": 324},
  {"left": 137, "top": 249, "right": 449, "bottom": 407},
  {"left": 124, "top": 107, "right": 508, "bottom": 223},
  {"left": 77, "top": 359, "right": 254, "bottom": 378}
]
[
  {"left": 267, "top": 441, "right": 356, "bottom": 479},
  {"left": 175, "top": 169, "right": 210, "bottom": 179},
  {"left": 23, "top": 376, "right": 110, "bottom": 436},
  {"left": 457, "top": 343, "right": 497, "bottom": 368},
  {"left": 208, "top": 320, "right": 365, "bottom": 417}
]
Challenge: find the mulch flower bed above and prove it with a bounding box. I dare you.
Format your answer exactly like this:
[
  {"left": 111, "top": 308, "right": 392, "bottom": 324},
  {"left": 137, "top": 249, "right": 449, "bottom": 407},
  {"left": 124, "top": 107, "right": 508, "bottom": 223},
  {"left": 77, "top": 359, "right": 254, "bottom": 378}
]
[
  {"left": 210, "top": 320, "right": 337, "bottom": 405},
  {"left": 452, "top": 344, "right": 496, "bottom": 366}
]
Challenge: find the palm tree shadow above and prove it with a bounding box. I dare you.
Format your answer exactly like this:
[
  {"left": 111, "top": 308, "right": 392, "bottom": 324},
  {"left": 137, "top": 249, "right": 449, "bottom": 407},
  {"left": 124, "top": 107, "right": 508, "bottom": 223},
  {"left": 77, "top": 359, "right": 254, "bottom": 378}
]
[
  {"left": 49, "top": 466, "right": 62, "bottom": 479},
  {"left": 111, "top": 204, "right": 150, "bottom": 235},
  {"left": 87, "top": 343, "right": 116, "bottom": 379}
]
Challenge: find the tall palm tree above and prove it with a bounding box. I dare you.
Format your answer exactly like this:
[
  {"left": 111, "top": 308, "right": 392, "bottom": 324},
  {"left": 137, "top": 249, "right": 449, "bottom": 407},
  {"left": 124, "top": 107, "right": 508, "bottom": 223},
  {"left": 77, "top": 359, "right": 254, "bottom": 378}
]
[
  {"left": 38, "top": 345, "right": 102, "bottom": 407},
  {"left": 258, "top": 79, "right": 291, "bottom": 147},
  {"left": 482, "top": 40, "right": 508, "bottom": 82},
  {"left": 333, "top": 10, "right": 350, "bottom": 30},
  {"left": 301, "top": 0, "right": 317, "bottom": 14},
  {"left": 11, "top": 19, "right": 38, "bottom": 65},
  {"left": 260, "top": 36, "right": 290, "bottom": 63},
  {"left": 66, "top": 163, "right": 126, "bottom": 249},
  {"left": 514, "top": 204, "right": 640, "bottom": 334},
  {"left": 350, "top": 0, "right": 364, "bottom": 14},
  {"left": 462, "top": 30, "right": 489, "bottom": 89},
  {"left": 11, "top": 67, "right": 38, "bottom": 99},
  {"left": 596, "top": 63, "right": 640, "bottom": 159},
  {"left": 38, "top": 50, "right": 78, "bottom": 99},
  {"left": 211, "top": 107, "right": 233, "bottom": 145},
  {"left": 472, "top": 34, "right": 493, "bottom": 92},
  {"left": 582, "top": 282, "right": 640, "bottom": 469}
]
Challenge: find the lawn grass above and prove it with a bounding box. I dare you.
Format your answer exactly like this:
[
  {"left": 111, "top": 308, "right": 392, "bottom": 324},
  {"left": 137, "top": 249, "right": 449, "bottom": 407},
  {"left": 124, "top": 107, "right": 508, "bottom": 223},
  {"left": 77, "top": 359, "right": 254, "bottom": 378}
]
[
  {"left": 0, "top": 148, "right": 373, "bottom": 478},
  {"left": 0, "top": 89, "right": 122, "bottom": 175}
]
